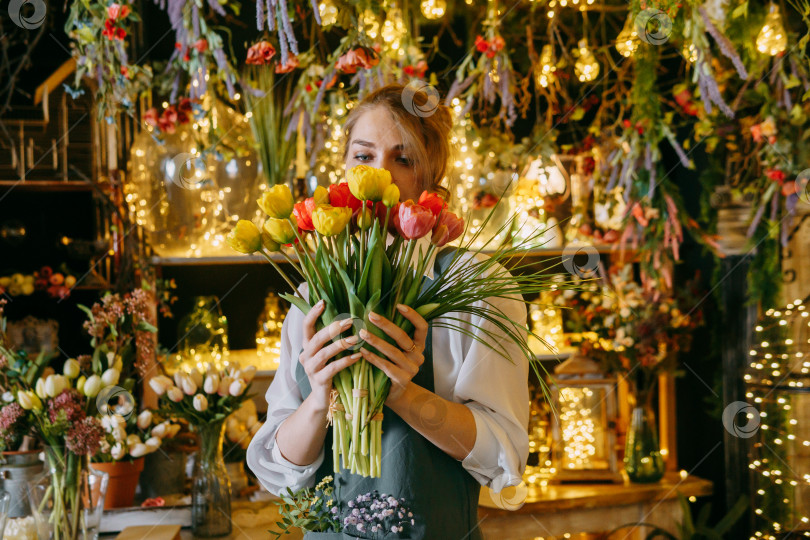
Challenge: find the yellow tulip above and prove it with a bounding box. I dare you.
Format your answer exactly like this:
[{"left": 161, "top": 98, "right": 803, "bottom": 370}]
[
  {"left": 312, "top": 205, "right": 352, "bottom": 236},
  {"left": 346, "top": 165, "right": 392, "bottom": 201},
  {"left": 257, "top": 184, "right": 294, "bottom": 219},
  {"left": 261, "top": 230, "right": 281, "bottom": 252},
  {"left": 356, "top": 207, "right": 374, "bottom": 230},
  {"left": 313, "top": 185, "right": 329, "bottom": 205},
  {"left": 263, "top": 216, "right": 298, "bottom": 245},
  {"left": 382, "top": 184, "right": 400, "bottom": 207},
  {"left": 226, "top": 220, "right": 262, "bottom": 254}
]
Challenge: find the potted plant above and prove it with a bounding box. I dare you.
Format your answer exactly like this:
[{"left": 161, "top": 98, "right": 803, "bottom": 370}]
[{"left": 90, "top": 409, "right": 181, "bottom": 509}]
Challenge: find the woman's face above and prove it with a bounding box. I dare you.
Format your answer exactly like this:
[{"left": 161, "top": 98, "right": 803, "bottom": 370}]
[{"left": 345, "top": 106, "right": 421, "bottom": 201}]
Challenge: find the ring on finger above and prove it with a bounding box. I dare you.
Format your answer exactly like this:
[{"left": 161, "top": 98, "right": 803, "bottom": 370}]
[{"left": 405, "top": 341, "right": 418, "bottom": 353}]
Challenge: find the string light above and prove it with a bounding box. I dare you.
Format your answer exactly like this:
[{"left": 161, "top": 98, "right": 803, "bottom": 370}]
[
  {"left": 574, "top": 39, "right": 600, "bottom": 82},
  {"left": 756, "top": 3, "right": 788, "bottom": 56},
  {"left": 420, "top": 0, "right": 446, "bottom": 19},
  {"left": 615, "top": 14, "right": 639, "bottom": 57},
  {"left": 746, "top": 298, "right": 810, "bottom": 539},
  {"left": 361, "top": 9, "right": 380, "bottom": 39},
  {"left": 535, "top": 44, "right": 557, "bottom": 88},
  {"left": 382, "top": 7, "right": 407, "bottom": 50},
  {"left": 559, "top": 387, "right": 598, "bottom": 468}
]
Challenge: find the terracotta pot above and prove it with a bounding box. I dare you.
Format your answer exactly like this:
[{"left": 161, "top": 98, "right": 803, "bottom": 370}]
[{"left": 90, "top": 457, "right": 145, "bottom": 509}]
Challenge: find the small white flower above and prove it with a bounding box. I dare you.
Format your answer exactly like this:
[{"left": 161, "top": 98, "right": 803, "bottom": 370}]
[
  {"left": 229, "top": 379, "right": 247, "bottom": 397},
  {"left": 2, "top": 391, "right": 14, "bottom": 402},
  {"left": 167, "top": 386, "right": 184, "bottom": 402},
  {"left": 203, "top": 374, "right": 220, "bottom": 394},
  {"left": 129, "top": 443, "right": 148, "bottom": 458}
]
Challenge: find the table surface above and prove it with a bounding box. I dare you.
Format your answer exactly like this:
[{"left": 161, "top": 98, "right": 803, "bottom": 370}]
[{"left": 100, "top": 473, "right": 711, "bottom": 539}]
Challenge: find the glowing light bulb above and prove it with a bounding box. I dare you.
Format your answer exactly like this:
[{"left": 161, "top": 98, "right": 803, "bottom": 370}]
[
  {"left": 535, "top": 44, "right": 557, "bottom": 88},
  {"left": 420, "top": 0, "right": 446, "bottom": 19},
  {"left": 615, "top": 14, "right": 639, "bottom": 57},
  {"left": 574, "top": 39, "right": 600, "bottom": 82},
  {"left": 757, "top": 4, "right": 787, "bottom": 56},
  {"left": 360, "top": 10, "right": 380, "bottom": 39},
  {"left": 382, "top": 8, "right": 406, "bottom": 48}
]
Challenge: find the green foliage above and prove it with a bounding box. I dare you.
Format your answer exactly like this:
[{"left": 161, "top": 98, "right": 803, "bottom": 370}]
[{"left": 270, "top": 476, "right": 340, "bottom": 537}]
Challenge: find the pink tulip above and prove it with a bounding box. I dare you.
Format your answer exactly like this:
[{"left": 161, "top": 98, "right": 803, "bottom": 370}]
[
  {"left": 395, "top": 201, "right": 437, "bottom": 240},
  {"left": 431, "top": 211, "right": 464, "bottom": 247}
]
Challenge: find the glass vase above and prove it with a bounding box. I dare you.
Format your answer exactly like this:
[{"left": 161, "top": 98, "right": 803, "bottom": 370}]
[
  {"left": 192, "top": 420, "right": 232, "bottom": 537},
  {"left": 27, "top": 448, "right": 108, "bottom": 540},
  {"left": 624, "top": 402, "right": 665, "bottom": 483}
]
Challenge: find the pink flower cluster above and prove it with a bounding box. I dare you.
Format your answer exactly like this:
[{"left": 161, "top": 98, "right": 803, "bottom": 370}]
[
  {"left": 0, "top": 403, "right": 25, "bottom": 431},
  {"left": 48, "top": 389, "right": 86, "bottom": 425},
  {"left": 66, "top": 417, "right": 104, "bottom": 456}
]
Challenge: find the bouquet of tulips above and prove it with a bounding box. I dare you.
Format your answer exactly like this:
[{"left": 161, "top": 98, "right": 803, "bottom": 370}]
[{"left": 227, "top": 165, "right": 565, "bottom": 478}]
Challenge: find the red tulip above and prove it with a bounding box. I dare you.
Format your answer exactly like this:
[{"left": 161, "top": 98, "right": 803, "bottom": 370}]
[
  {"left": 246, "top": 41, "right": 276, "bottom": 65},
  {"left": 328, "top": 182, "right": 364, "bottom": 213},
  {"left": 293, "top": 198, "right": 317, "bottom": 231},
  {"left": 193, "top": 39, "right": 208, "bottom": 53},
  {"left": 417, "top": 191, "right": 447, "bottom": 217},
  {"left": 275, "top": 55, "right": 300, "bottom": 74},
  {"left": 395, "top": 201, "right": 437, "bottom": 240},
  {"left": 431, "top": 211, "right": 464, "bottom": 247}
]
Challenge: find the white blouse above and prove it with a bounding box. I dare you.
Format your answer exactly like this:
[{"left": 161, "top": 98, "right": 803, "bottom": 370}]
[{"left": 246, "top": 246, "right": 530, "bottom": 495}]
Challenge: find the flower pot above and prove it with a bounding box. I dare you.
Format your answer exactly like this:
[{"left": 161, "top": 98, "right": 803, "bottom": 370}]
[
  {"left": 139, "top": 450, "right": 187, "bottom": 499},
  {"left": 90, "top": 457, "right": 145, "bottom": 509},
  {"left": 0, "top": 450, "right": 43, "bottom": 518}
]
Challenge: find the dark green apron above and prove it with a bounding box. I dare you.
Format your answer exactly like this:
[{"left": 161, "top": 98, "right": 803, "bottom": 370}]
[{"left": 295, "top": 250, "right": 483, "bottom": 540}]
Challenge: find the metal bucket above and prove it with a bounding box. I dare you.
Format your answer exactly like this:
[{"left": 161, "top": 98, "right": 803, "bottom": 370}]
[{"left": 0, "top": 451, "right": 44, "bottom": 518}]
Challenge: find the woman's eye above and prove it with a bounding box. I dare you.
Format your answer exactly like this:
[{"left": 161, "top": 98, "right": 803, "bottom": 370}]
[
  {"left": 354, "top": 154, "right": 372, "bottom": 162},
  {"left": 396, "top": 156, "right": 413, "bottom": 166}
]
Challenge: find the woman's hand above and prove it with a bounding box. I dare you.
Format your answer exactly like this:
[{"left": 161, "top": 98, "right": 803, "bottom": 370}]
[
  {"left": 299, "top": 300, "right": 362, "bottom": 411},
  {"left": 359, "top": 304, "right": 429, "bottom": 402}
]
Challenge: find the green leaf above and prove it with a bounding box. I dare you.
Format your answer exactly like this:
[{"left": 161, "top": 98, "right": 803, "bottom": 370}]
[
  {"left": 731, "top": 1, "right": 748, "bottom": 18},
  {"left": 415, "top": 303, "right": 440, "bottom": 319},
  {"left": 135, "top": 320, "right": 157, "bottom": 333},
  {"left": 280, "top": 293, "right": 312, "bottom": 317}
]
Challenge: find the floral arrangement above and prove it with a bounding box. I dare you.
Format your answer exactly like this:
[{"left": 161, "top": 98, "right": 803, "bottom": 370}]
[
  {"left": 271, "top": 475, "right": 415, "bottom": 538},
  {"left": 557, "top": 265, "right": 702, "bottom": 401},
  {"left": 64, "top": 1, "right": 152, "bottom": 121},
  {"left": 0, "top": 267, "right": 79, "bottom": 299},
  {"left": 148, "top": 364, "right": 257, "bottom": 423},
  {"left": 227, "top": 165, "right": 561, "bottom": 477},
  {"left": 79, "top": 288, "right": 158, "bottom": 380},
  {"left": 94, "top": 409, "right": 181, "bottom": 463}
]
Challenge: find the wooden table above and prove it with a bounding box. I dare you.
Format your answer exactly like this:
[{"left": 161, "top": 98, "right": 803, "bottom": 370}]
[
  {"left": 478, "top": 472, "right": 713, "bottom": 540},
  {"left": 100, "top": 473, "right": 710, "bottom": 539}
]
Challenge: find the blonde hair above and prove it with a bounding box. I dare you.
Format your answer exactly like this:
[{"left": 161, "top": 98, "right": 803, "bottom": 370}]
[{"left": 343, "top": 84, "right": 454, "bottom": 200}]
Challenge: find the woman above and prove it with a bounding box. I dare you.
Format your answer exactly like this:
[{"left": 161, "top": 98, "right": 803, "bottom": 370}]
[{"left": 247, "top": 84, "right": 529, "bottom": 539}]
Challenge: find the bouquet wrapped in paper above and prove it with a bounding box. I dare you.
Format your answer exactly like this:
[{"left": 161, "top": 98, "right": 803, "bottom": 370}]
[{"left": 228, "top": 165, "right": 561, "bottom": 477}]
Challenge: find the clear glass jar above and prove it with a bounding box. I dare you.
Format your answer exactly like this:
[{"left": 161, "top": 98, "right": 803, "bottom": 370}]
[{"left": 624, "top": 403, "right": 665, "bottom": 483}]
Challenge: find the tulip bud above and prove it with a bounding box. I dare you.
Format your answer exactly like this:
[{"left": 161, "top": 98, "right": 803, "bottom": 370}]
[
  {"left": 145, "top": 436, "right": 161, "bottom": 450},
  {"left": 189, "top": 368, "right": 203, "bottom": 388},
  {"left": 148, "top": 375, "right": 173, "bottom": 396},
  {"left": 111, "top": 443, "right": 125, "bottom": 461},
  {"left": 113, "top": 426, "right": 127, "bottom": 442},
  {"left": 137, "top": 410, "right": 153, "bottom": 430},
  {"left": 217, "top": 376, "right": 233, "bottom": 397},
  {"left": 173, "top": 371, "right": 184, "bottom": 388},
  {"left": 18, "top": 391, "right": 41, "bottom": 411},
  {"left": 129, "top": 443, "right": 148, "bottom": 458},
  {"left": 241, "top": 365, "right": 258, "bottom": 384},
  {"left": 45, "top": 374, "right": 67, "bottom": 398},
  {"left": 193, "top": 394, "right": 208, "bottom": 412},
  {"left": 167, "top": 386, "right": 184, "bottom": 402},
  {"left": 126, "top": 434, "right": 141, "bottom": 447},
  {"left": 35, "top": 378, "right": 47, "bottom": 399},
  {"left": 382, "top": 183, "right": 400, "bottom": 207},
  {"left": 151, "top": 422, "right": 168, "bottom": 438},
  {"left": 112, "top": 356, "right": 123, "bottom": 373},
  {"left": 229, "top": 379, "right": 247, "bottom": 397},
  {"left": 76, "top": 375, "right": 86, "bottom": 394},
  {"left": 167, "top": 424, "right": 181, "bottom": 438},
  {"left": 356, "top": 207, "right": 374, "bottom": 230},
  {"left": 2, "top": 391, "right": 13, "bottom": 403},
  {"left": 180, "top": 374, "right": 197, "bottom": 396},
  {"left": 257, "top": 184, "right": 295, "bottom": 219},
  {"left": 204, "top": 374, "right": 220, "bottom": 394},
  {"left": 63, "top": 359, "right": 80, "bottom": 379},
  {"left": 83, "top": 375, "right": 102, "bottom": 398},
  {"left": 41, "top": 367, "right": 55, "bottom": 379},
  {"left": 101, "top": 368, "right": 120, "bottom": 387}
]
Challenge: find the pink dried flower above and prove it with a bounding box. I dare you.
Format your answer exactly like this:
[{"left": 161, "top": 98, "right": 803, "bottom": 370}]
[
  {"left": 48, "top": 389, "right": 86, "bottom": 425},
  {"left": 66, "top": 417, "right": 104, "bottom": 456},
  {"left": 0, "top": 403, "right": 25, "bottom": 431}
]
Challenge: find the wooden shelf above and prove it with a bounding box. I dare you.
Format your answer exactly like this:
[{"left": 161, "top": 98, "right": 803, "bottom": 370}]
[{"left": 0, "top": 180, "right": 96, "bottom": 192}]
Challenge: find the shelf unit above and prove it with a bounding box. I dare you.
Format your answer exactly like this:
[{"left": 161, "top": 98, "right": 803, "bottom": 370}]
[{"left": 0, "top": 180, "right": 96, "bottom": 192}]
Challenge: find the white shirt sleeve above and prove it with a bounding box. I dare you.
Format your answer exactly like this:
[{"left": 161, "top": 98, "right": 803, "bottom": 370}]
[
  {"left": 432, "top": 256, "right": 530, "bottom": 493},
  {"left": 246, "top": 285, "right": 324, "bottom": 495}
]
